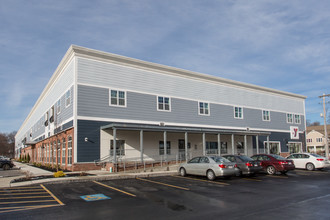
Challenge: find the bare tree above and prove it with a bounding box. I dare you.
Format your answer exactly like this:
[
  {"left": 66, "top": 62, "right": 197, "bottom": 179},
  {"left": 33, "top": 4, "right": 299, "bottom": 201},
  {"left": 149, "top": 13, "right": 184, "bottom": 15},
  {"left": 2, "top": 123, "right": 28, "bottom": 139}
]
[{"left": 0, "top": 131, "right": 16, "bottom": 158}]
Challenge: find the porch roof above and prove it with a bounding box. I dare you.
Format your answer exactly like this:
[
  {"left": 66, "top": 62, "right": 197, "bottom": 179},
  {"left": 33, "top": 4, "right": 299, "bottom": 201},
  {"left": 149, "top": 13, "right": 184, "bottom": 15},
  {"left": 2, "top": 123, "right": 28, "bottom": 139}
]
[{"left": 100, "top": 123, "right": 271, "bottom": 136}]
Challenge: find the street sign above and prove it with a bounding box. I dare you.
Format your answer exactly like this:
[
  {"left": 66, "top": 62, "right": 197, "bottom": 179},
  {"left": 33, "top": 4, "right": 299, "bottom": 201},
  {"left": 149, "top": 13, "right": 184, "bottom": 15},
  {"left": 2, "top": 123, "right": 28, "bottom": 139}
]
[{"left": 80, "top": 194, "right": 111, "bottom": 202}]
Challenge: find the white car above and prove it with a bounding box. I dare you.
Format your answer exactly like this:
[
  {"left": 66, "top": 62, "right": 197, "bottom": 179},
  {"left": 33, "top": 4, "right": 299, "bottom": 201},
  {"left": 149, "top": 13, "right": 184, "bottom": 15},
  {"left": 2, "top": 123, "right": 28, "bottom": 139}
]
[{"left": 286, "top": 153, "right": 330, "bottom": 171}]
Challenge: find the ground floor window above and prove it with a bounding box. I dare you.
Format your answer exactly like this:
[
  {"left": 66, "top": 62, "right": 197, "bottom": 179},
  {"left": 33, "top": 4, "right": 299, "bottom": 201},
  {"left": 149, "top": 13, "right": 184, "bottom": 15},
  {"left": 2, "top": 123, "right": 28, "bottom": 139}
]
[
  {"left": 68, "top": 136, "right": 72, "bottom": 165},
  {"left": 206, "top": 142, "right": 218, "bottom": 155},
  {"left": 62, "top": 138, "right": 66, "bottom": 165},
  {"left": 264, "top": 142, "right": 281, "bottom": 155},
  {"left": 221, "top": 142, "right": 228, "bottom": 154},
  {"left": 237, "top": 142, "right": 244, "bottom": 154},
  {"left": 159, "top": 141, "right": 171, "bottom": 155},
  {"left": 110, "top": 140, "right": 126, "bottom": 156},
  {"left": 57, "top": 140, "right": 61, "bottom": 164},
  {"left": 288, "top": 142, "right": 302, "bottom": 154}
]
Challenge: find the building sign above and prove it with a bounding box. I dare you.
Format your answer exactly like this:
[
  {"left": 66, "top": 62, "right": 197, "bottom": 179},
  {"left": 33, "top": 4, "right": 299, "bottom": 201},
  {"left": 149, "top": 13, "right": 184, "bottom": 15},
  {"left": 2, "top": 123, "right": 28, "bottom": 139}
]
[{"left": 290, "top": 126, "right": 299, "bottom": 140}]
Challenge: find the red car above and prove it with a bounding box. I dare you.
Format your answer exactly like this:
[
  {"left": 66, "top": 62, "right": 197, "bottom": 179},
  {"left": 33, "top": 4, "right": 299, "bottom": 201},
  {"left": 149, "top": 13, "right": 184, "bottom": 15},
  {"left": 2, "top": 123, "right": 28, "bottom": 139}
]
[{"left": 251, "top": 154, "right": 295, "bottom": 175}]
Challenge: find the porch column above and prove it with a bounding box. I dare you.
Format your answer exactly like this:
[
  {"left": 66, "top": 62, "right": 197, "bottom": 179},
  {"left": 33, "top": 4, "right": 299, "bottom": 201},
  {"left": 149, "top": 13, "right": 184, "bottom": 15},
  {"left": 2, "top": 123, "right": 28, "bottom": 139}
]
[
  {"left": 256, "top": 135, "right": 259, "bottom": 154},
  {"left": 217, "top": 133, "right": 221, "bottom": 156},
  {"left": 231, "top": 134, "right": 235, "bottom": 154},
  {"left": 113, "top": 128, "right": 117, "bottom": 164},
  {"left": 163, "top": 131, "right": 167, "bottom": 161},
  {"left": 202, "top": 133, "right": 206, "bottom": 156},
  {"left": 185, "top": 132, "right": 188, "bottom": 161},
  {"left": 244, "top": 135, "right": 247, "bottom": 156},
  {"left": 140, "top": 130, "right": 144, "bottom": 163},
  {"left": 266, "top": 135, "right": 270, "bottom": 154}
]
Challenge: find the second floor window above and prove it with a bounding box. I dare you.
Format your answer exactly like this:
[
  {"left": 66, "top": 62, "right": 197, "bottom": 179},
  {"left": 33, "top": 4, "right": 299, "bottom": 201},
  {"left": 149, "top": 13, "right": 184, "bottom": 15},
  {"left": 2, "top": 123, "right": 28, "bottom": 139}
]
[
  {"left": 234, "top": 107, "right": 243, "bottom": 119},
  {"left": 287, "top": 113, "right": 293, "bottom": 123},
  {"left": 262, "top": 110, "right": 270, "bottom": 121},
  {"left": 158, "top": 96, "right": 170, "bottom": 111},
  {"left": 110, "top": 90, "right": 126, "bottom": 107},
  {"left": 295, "top": 115, "right": 301, "bottom": 124},
  {"left": 199, "top": 102, "right": 209, "bottom": 115},
  {"left": 65, "top": 90, "right": 71, "bottom": 107}
]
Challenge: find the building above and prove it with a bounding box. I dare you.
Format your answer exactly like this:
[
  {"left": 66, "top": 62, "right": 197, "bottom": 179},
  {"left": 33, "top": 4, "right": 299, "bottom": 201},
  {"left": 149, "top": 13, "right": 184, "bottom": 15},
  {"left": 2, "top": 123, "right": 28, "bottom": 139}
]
[
  {"left": 15, "top": 45, "right": 307, "bottom": 171},
  {"left": 306, "top": 125, "right": 330, "bottom": 156}
]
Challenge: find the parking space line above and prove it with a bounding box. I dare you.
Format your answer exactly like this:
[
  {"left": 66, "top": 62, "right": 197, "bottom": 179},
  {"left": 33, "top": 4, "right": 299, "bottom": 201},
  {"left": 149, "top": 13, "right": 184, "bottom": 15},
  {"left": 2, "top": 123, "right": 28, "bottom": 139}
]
[
  {"left": 266, "top": 175, "right": 288, "bottom": 179},
  {"left": 0, "top": 189, "right": 45, "bottom": 192},
  {"left": 0, "top": 200, "right": 56, "bottom": 205},
  {"left": 242, "top": 178, "right": 262, "bottom": 182},
  {"left": 0, "top": 195, "right": 52, "bottom": 200},
  {"left": 40, "top": 184, "right": 65, "bottom": 205},
  {"left": 136, "top": 177, "right": 190, "bottom": 190},
  {"left": 93, "top": 181, "right": 136, "bottom": 197},
  {"left": 0, "top": 192, "right": 49, "bottom": 196},
  {"left": 0, "top": 204, "right": 61, "bottom": 214},
  {"left": 173, "top": 175, "right": 230, "bottom": 186}
]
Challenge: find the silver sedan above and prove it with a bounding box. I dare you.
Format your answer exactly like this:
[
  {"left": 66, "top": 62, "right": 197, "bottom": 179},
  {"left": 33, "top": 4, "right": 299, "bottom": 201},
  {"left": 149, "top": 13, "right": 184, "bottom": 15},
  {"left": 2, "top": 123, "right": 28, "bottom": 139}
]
[{"left": 178, "top": 156, "right": 238, "bottom": 180}]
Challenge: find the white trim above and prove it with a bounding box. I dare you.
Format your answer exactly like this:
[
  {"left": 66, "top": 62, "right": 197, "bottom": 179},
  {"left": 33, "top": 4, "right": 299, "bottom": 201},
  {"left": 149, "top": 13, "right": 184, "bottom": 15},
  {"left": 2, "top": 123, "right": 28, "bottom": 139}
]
[
  {"left": 109, "top": 89, "right": 127, "bottom": 108},
  {"left": 234, "top": 106, "right": 243, "bottom": 119},
  {"left": 73, "top": 57, "right": 78, "bottom": 164},
  {"left": 294, "top": 114, "right": 302, "bottom": 124},
  {"left": 157, "top": 96, "right": 171, "bottom": 112},
  {"left": 77, "top": 82, "right": 305, "bottom": 115},
  {"left": 198, "top": 101, "right": 210, "bottom": 116},
  {"left": 286, "top": 113, "right": 294, "bottom": 124}
]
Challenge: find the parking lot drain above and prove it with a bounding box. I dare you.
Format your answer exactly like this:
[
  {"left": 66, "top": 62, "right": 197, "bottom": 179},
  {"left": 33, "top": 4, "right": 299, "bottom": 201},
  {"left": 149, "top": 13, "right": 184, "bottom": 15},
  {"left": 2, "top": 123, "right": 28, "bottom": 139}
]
[{"left": 80, "top": 194, "right": 111, "bottom": 202}]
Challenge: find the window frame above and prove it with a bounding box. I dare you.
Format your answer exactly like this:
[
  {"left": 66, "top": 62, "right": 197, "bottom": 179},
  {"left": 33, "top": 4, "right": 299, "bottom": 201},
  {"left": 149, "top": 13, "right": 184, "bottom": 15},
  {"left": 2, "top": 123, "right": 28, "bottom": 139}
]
[
  {"left": 198, "top": 102, "right": 210, "bottom": 116},
  {"left": 262, "top": 110, "right": 271, "bottom": 121},
  {"left": 65, "top": 90, "right": 71, "bottom": 108},
  {"left": 234, "top": 106, "right": 243, "bottom": 119},
  {"left": 294, "top": 114, "right": 301, "bottom": 124},
  {"left": 157, "top": 96, "right": 171, "bottom": 112},
  {"left": 109, "top": 89, "right": 127, "bottom": 107},
  {"left": 286, "top": 113, "right": 293, "bottom": 124}
]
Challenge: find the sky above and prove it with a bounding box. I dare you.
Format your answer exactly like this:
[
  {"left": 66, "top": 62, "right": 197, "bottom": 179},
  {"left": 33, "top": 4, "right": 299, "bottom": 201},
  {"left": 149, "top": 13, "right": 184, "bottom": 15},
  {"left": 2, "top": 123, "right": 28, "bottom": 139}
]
[{"left": 0, "top": 0, "right": 329, "bottom": 133}]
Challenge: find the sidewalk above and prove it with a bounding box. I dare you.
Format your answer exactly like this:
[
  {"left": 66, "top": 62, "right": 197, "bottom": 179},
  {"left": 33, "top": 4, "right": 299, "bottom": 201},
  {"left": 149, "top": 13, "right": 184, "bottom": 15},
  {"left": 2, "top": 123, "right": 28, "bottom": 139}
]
[{"left": 0, "top": 161, "right": 179, "bottom": 188}]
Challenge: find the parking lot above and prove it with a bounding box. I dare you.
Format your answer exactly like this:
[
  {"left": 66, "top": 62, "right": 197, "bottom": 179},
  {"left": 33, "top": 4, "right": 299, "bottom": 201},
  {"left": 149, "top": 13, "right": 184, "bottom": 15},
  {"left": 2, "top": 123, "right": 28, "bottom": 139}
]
[{"left": 0, "top": 169, "right": 329, "bottom": 220}]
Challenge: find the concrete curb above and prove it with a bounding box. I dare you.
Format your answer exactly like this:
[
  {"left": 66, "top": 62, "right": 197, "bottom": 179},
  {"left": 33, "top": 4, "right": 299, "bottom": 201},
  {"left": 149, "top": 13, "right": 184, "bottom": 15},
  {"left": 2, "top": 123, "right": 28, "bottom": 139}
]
[{"left": 9, "top": 170, "right": 178, "bottom": 187}]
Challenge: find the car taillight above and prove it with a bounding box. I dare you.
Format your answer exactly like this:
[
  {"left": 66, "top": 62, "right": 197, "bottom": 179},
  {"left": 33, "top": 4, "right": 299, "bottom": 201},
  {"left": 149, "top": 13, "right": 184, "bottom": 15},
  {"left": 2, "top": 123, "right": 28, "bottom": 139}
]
[
  {"left": 245, "top": 162, "right": 253, "bottom": 167},
  {"left": 234, "top": 164, "right": 237, "bottom": 168},
  {"left": 279, "top": 161, "right": 288, "bottom": 165},
  {"left": 219, "top": 164, "right": 226, "bottom": 168},
  {"left": 317, "top": 158, "right": 324, "bottom": 161}
]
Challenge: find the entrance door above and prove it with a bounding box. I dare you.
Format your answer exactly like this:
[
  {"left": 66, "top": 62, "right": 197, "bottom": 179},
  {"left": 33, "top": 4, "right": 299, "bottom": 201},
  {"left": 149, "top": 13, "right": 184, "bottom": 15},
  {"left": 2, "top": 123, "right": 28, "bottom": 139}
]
[{"left": 288, "top": 142, "right": 302, "bottom": 154}]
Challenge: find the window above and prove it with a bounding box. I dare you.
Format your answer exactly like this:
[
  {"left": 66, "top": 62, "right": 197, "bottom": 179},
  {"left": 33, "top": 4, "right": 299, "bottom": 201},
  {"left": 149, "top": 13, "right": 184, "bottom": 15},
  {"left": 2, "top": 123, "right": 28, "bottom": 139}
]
[
  {"left": 110, "top": 90, "right": 126, "bottom": 107},
  {"left": 234, "top": 107, "right": 243, "bottom": 119},
  {"left": 44, "top": 112, "right": 49, "bottom": 126},
  {"left": 287, "top": 113, "right": 293, "bottom": 123},
  {"left": 206, "top": 142, "right": 218, "bottom": 155},
  {"left": 158, "top": 96, "right": 171, "bottom": 111},
  {"left": 237, "top": 142, "right": 244, "bottom": 154},
  {"left": 159, "top": 141, "right": 171, "bottom": 155},
  {"left": 294, "top": 115, "right": 301, "bottom": 124},
  {"left": 50, "top": 106, "right": 54, "bottom": 123},
  {"left": 62, "top": 138, "right": 66, "bottom": 165},
  {"left": 221, "top": 142, "right": 228, "bottom": 154},
  {"left": 110, "top": 140, "right": 125, "bottom": 156},
  {"left": 307, "top": 138, "right": 312, "bottom": 143},
  {"left": 65, "top": 90, "right": 71, "bottom": 107},
  {"left": 57, "top": 140, "right": 61, "bottom": 164},
  {"left": 316, "top": 138, "right": 323, "bottom": 142},
  {"left": 199, "top": 102, "right": 209, "bottom": 115},
  {"left": 262, "top": 110, "right": 270, "bottom": 121},
  {"left": 68, "top": 136, "right": 72, "bottom": 165},
  {"left": 288, "top": 142, "right": 301, "bottom": 154},
  {"left": 57, "top": 99, "right": 61, "bottom": 114}
]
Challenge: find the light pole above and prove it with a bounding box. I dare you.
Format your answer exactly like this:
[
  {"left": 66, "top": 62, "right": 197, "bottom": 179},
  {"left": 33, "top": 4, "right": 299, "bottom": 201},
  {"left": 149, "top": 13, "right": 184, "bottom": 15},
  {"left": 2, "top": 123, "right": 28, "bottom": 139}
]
[{"left": 319, "top": 94, "right": 329, "bottom": 159}]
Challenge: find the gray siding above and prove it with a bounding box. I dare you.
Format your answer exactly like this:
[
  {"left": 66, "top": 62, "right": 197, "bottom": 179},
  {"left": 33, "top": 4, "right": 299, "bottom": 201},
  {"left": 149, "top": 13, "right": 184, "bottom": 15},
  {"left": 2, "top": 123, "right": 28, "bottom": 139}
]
[
  {"left": 16, "top": 59, "right": 75, "bottom": 146},
  {"left": 77, "top": 85, "right": 305, "bottom": 131},
  {"left": 77, "top": 57, "right": 305, "bottom": 115}
]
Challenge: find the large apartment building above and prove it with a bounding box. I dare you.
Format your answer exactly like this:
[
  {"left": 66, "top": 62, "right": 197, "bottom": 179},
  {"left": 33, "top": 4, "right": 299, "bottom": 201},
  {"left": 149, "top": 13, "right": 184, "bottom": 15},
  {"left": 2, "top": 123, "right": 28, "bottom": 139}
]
[{"left": 15, "top": 45, "right": 306, "bottom": 171}]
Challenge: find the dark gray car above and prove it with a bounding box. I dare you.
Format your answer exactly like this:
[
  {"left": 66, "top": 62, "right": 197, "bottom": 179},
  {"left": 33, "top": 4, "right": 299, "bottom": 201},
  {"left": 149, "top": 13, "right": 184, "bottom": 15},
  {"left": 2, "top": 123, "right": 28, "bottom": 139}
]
[{"left": 222, "top": 155, "right": 262, "bottom": 176}]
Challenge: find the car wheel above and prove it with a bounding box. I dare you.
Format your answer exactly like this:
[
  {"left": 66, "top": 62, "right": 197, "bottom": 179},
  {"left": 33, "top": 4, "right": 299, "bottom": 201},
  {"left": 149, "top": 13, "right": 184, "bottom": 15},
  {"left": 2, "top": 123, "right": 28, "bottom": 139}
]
[
  {"left": 180, "top": 168, "right": 186, "bottom": 177},
  {"left": 306, "top": 163, "right": 315, "bottom": 171},
  {"left": 206, "top": 170, "right": 216, "bottom": 181},
  {"left": 266, "top": 166, "right": 276, "bottom": 175},
  {"left": 2, "top": 164, "right": 10, "bottom": 170}
]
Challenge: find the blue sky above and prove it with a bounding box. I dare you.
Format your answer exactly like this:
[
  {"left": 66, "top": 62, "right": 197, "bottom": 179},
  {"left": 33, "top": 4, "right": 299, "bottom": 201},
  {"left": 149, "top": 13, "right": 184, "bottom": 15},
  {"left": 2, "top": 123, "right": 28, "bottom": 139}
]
[{"left": 0, "top": 0, "right": 329, "bottom": 133}]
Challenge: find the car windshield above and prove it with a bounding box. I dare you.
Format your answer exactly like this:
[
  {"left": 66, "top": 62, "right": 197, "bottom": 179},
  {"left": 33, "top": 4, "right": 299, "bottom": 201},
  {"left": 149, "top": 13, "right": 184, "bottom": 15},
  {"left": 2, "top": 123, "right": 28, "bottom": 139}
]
[
  {"left": 209, "top": 156, "right": 230, "bottom": 163},
  {"left": 271, "top": 154, "right": 286, "bottom": 160},
  {"left": 237, "top": 155, "right": 253, "bottom": 161},
  {"left": 310, "top": 153, "right": 323, "bottom": 158}
]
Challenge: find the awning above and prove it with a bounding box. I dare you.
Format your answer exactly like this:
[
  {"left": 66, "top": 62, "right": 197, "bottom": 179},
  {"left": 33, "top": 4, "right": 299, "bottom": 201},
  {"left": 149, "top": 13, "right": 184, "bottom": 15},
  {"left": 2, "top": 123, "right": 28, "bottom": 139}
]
[{"left": 100, "top": 123, "right": 271, "bottom": 136}]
